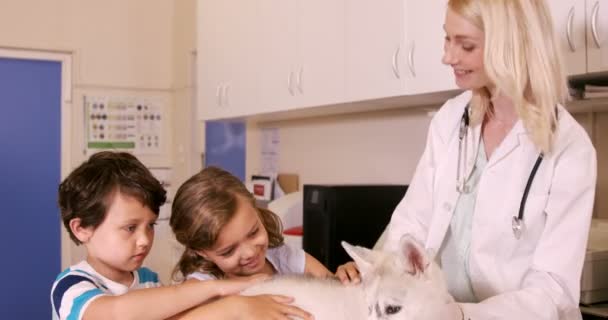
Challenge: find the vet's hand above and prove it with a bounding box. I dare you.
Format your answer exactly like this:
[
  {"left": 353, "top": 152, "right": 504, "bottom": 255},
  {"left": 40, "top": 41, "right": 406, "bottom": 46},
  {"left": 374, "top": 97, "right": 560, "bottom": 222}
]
[
  {"left": 335, "top": 261, "right": 361, "bottom": 285},
  {"left": 216, "top": 274, "right": 270, "bottom": 296},
  {"left": 234, "top": 294, "right": 314, "bottom": 320}
]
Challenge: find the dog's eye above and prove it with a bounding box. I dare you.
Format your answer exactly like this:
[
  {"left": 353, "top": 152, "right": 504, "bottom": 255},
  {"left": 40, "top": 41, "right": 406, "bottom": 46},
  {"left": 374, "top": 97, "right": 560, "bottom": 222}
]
[{"left": 385, "top": 305, "right": 402, "bottom": 315}]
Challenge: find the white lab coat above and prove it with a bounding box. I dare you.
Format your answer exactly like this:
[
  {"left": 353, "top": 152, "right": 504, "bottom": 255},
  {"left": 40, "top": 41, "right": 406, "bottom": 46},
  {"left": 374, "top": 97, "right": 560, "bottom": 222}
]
[{"left": 384, "top": 91, "right": 597, "bottom": 320}]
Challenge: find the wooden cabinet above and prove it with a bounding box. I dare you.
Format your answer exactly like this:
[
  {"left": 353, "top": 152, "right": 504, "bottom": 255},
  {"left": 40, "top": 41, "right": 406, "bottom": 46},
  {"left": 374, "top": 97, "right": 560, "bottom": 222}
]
[
  {"left": 198, "top": 0, "right": 344, "bottom": 120},
  {"left": 196, "top": 0, "right": 604, "bottom": 121},
  {"left": 551, "top": 0, "right": 588, "bottom": 75},
  {"left": 551, "top": 0, "right": 608, "bottom": 75},
  {"left": 257, "top": 0, "right": 298, "bottom": 115},
  {"left": 587, "top": 0, "right": 608, "bottom": 72},
  {"left": 345, "top": 0, "right": 405, "bottom": 102},
  {"left": 197, "top": 0, "right": 260, "bottom": 120},
  {"left": 403, "top": 0, "right": 455, "bottom": 94},
  {"left": 258, "top": 0, "right": 345, "bottom": 114},
  {"left": 344, "top": 0, "right": 455, "bottom": 102}
]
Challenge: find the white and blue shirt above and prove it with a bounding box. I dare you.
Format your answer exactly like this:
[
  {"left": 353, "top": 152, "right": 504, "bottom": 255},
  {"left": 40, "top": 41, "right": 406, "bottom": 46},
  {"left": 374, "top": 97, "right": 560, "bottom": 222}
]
[
  {"left": 51, "top": 260, "right": 161, "bottom": 320},
  {"left": 188, "top": 243, "right": 305, "bottom": 281}
]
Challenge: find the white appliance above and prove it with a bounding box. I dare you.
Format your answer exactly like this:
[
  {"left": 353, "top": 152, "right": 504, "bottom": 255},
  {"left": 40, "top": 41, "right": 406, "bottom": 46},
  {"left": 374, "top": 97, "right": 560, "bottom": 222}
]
[
  {"left": 144, "top": 168, "right": 184, "bottom": 285},
  {"left": 581, "top": 218, "right": 608, "bottom": 305},
  {"left": 268, "top": 191, "right": 303, "bottom": 249}
]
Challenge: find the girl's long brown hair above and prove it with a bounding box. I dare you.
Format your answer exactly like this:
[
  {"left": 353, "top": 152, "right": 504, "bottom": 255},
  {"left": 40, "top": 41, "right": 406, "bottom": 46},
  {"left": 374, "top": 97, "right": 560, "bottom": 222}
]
[{"left": 170, "top": 166, "right": 283, "bottom": 280}]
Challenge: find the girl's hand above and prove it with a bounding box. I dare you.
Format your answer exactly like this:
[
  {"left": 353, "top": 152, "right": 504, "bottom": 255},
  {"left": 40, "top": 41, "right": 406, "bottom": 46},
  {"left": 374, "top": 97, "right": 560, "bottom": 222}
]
[
  {"left": 335, "top": 261, "right": 361, "bottom": 284},
  {"left": 216, "top": 274, "right": 270, "bottom": 296},
  {"left": 231, "top": 294, "right": 314, "bottom": 320}
]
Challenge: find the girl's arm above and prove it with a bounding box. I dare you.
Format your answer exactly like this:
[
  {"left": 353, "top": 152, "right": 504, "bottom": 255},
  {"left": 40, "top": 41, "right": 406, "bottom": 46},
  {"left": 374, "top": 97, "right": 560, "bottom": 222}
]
[
  {"left": 82, "top": 275, "right": 267, "bottom": 320},
  {"left": 303, "top": 252, "right": 333, "bottom": 278}
]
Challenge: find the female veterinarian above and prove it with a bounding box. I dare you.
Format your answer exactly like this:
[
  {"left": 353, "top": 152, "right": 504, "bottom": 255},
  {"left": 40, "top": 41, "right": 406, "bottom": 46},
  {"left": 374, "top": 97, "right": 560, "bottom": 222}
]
[{"left": 336, "top": 0, "right": 597, "bottom": 319}]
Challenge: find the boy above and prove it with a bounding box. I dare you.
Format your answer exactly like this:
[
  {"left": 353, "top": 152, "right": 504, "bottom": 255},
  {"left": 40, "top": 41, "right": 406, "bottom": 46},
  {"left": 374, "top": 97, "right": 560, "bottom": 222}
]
[{"left": 51, "top": 151, "right": 310, "bottom": 320}]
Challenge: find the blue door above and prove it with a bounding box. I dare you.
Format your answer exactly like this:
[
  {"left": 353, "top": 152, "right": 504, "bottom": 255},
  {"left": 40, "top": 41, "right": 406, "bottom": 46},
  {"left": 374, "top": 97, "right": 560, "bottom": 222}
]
[
  {"left": 205, "top": 121, "right": 246, "bottom": 181},
  {"left": 0, "top": 57, "right": 62, "bottom": 318}
]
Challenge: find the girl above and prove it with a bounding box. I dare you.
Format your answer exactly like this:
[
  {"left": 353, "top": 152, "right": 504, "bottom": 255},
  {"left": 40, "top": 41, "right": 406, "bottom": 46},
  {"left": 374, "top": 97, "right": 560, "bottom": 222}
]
[{"left": 170, "top": 166, "right": 331, "bottom": 281}]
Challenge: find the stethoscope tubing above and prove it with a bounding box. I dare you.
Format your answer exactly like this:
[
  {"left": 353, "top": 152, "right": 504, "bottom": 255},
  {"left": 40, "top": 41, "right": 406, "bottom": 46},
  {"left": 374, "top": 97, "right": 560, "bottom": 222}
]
[{"left": 458, "top": 104, "right": 544, "bottom": 239}]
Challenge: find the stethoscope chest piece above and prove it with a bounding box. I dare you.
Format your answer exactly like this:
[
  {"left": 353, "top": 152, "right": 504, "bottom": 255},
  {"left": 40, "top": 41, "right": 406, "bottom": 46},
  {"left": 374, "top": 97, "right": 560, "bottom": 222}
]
[{"left": 512, "top": 216, "right": 525, "bottom": 239}]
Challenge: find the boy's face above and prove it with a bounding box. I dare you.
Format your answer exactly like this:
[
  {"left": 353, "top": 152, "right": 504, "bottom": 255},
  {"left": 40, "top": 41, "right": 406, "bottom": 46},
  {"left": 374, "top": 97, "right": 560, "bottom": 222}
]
[
  {"left": 82, "top": 192, "right": 157, "bottom": 283},
  {"left": 198, "top": 196, "right": 270, "bottom": 278}
]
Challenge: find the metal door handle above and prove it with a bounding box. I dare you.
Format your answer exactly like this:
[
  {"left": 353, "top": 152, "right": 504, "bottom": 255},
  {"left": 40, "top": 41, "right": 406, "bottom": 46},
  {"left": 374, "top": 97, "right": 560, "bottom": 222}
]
[
  {"left": 408, "top": 43, "right": 416, "bottom": 77},
  {"left": 392, "top": 46, "right": 401, "bottom": 79},
  {"left": 287, "top": 71, "right": 295, "bottom": 96},
  {"left": 566, "top": 6, "right": 576, "bottom": 52},
  {"left": 591, "top": 1, "right": 601, "bottom": 48},
  {"left": 216, "top": 84, "right": 223, "bottom": 106},
  {"left": 297, "top": 67, "right": 303, "bottom": 94}
]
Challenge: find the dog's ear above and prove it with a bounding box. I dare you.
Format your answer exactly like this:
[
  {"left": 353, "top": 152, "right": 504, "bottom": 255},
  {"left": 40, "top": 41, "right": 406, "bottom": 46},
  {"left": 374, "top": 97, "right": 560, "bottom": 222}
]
[
  {"left": 398, "top": 235, "right": 430, "bottom": 276},
  {"left": 342, "top": 241, "right": 376, "bottom": 277}
]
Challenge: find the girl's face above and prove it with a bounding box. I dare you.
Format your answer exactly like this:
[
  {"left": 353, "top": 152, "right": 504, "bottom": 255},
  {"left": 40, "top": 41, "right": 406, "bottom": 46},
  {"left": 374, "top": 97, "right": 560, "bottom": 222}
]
[
  {"left": 442, "top": 8, "right": 490, "bottom": 90},
  {"left": 198, "top": 196, "right": 270, "bottom": 278}
]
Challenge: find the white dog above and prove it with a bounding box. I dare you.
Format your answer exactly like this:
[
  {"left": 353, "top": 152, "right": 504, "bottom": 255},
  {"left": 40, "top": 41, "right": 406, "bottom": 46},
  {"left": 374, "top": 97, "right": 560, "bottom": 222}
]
[{"left": 242, "top": 236, "right": 455, "bottom": 319}]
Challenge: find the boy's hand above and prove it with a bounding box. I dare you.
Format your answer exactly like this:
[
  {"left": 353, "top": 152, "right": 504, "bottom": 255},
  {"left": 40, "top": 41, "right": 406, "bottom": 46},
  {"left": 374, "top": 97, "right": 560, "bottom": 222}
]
[
  {"left": 217, "top": 274, "right": 270, "bottom": 296},
  {"left": 335, "top": 261, "right": 361, "bottom": 285}
]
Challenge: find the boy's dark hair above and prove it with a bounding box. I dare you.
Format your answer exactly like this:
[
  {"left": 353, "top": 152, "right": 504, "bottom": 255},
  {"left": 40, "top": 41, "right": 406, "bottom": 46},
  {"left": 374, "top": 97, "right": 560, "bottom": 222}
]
[{"left": 58, "top": 151, "right": 166, "bottom": 245}]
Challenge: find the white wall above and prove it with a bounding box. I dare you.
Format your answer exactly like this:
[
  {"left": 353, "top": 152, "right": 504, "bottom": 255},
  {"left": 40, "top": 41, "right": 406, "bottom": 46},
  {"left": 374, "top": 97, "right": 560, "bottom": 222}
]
[
  {"left": 0, "top": 0, "right": 173, "bottom": 89},
  {"left": 247, "top": 107, "right": 434, "bottom": 187},
  {"left": 170, "top": 0, "right": 203, "bottom": 192}
]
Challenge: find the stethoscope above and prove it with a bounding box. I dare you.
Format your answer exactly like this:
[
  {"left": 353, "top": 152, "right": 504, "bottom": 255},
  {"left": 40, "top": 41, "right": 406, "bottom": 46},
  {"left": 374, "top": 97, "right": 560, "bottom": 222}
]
[{"left": 457, "top": 105, "right": 544, "bottom": 239}]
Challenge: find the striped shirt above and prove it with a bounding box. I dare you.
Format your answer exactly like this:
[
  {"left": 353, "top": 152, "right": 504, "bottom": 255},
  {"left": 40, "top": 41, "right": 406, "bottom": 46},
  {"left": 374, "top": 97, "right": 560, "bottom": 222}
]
[{"left": 51, "top": 260, "right": 161, "bottom": 320}]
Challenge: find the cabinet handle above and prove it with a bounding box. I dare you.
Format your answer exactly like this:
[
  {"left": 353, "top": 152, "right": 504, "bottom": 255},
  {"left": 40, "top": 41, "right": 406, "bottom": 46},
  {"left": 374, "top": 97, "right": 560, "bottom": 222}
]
[
  {"left": 297, "top": 67, "right": 303, "bottom": 94},
  {"left": 566, "top": 6, "right": 576, "bottom": 52},
  {"left": 392, "top": 46, "right": 401, "bottom": 79},
  {"left": 591, "top": 1, "right": 601, "bottom": 48},
  {"left": 223, "top": 84, "right": 230, "bottom": 107},
  {"left": 408, "top": 43, "right": 416, "bottom": 77},
  {"left": 287, "top": 71, "right": 295, "bottom": 96},
  {"left": 216, "top": 84, "right": 223, "bottom": 106}
]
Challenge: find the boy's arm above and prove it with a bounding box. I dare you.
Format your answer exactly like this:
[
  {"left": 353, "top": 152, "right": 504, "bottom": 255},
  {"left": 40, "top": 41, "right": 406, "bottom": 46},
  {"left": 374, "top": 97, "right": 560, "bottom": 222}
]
[{"left": 78, "top": 276, "right": 265, "bottom": 320}]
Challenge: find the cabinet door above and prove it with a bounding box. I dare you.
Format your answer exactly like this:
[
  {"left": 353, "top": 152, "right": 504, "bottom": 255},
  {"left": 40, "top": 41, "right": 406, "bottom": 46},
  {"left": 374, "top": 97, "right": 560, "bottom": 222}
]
[
  {"left": 258, "top": 0, "right": 298, "bottom": 114},
  {"left": 345, "top": 0, "right": 405, "bottom": 102},
  {"left": 296, "top": 0, "right": 345, "bottom": 109},
  {"left": 404, "top": 0, "right": 456, "bottom": 94},
  {"left": 551, "top": 0, "right": 587, "bottom": 75},
  {"left": 197, "top": 0, "right": 260, "bottom": 120},
  {"left": 587, "top": 0, "right": 608, "bottom": 72},
  {"left": 197, "top": 0, "right": 227, "bottom": 120}
]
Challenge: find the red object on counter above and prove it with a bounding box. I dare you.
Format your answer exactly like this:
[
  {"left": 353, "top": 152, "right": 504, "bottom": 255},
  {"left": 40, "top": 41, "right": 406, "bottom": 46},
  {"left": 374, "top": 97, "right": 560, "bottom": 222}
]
[{"left": 283, "top": 226, "right": 303, "bottom": 236}]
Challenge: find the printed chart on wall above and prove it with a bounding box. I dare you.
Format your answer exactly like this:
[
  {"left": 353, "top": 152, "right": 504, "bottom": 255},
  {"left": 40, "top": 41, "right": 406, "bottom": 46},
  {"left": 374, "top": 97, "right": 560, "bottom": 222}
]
[{"left": 84, "top": 95, "right": 165, "bottom": 155}]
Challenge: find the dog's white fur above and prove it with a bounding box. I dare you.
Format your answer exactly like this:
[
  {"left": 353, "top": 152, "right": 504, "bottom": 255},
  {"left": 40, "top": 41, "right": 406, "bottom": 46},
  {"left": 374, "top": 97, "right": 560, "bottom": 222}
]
[{"left": 242, "top": 236, "right": 454, "bottom": 320}]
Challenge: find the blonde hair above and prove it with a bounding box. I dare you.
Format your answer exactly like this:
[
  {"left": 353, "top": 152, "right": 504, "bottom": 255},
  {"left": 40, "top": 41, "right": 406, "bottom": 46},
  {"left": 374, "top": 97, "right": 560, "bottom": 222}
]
[
  {"left": 170, "top": 166, "right": 284, "bottom": 281},
  {"left": 448, "top": 0, "right": 568, "bottom": 153}
]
